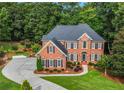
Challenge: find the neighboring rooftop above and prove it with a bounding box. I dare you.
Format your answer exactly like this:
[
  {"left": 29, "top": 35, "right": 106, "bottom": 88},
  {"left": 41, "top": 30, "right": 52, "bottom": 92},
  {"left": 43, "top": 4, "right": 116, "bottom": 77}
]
[{"left": 42, "top": 24, "right": 105, "bottom": 41}]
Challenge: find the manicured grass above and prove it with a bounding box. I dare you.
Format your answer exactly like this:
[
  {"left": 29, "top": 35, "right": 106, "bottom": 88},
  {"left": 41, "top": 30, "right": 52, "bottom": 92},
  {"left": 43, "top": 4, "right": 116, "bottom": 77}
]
[
  {"left": 0, "top": 68, "right": 20, "bottom": 90},
  {"left": 42, "top": 70, "right": 124, "bottom": 90}
]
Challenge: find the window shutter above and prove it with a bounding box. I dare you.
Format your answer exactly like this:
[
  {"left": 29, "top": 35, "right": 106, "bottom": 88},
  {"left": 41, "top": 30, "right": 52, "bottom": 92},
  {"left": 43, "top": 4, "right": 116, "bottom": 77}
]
[
  {"left": 47, "top": 46, "right": 49, "bottom": 53},
  {"left": 71, "top": 43, "right": 73, "bottom": 49},
  {"left": 61, "top": 59, "right": 63, "bottom": 67},
  {"left": 53, "top": 46, "right": 55, "bottom": 53},
  {"left": 71, "top": 54, "right": 73, "bottom": 61},
  {"left": 47, "top": 60, "right": 49, "bottom": 67}
]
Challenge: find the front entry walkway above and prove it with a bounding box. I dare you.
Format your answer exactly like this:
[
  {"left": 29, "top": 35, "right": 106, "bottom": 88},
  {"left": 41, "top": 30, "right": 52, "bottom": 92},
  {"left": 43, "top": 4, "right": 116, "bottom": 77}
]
[{"left": 2, "top": 58, "right": 66, "bottom": 90}]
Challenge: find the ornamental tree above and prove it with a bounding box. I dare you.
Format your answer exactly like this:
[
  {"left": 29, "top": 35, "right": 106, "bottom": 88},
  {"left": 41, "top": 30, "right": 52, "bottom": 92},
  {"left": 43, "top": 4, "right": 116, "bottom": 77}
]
[
  {"left": 21, "top": 80, "right": 32, "bottom": 90},
  {"left": 36, "top": 57, "right": 44, "bottom": 71}
]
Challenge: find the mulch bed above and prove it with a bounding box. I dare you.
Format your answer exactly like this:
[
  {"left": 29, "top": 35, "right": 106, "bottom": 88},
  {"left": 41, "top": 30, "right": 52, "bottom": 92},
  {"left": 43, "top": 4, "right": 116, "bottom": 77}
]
[
  {"left": 102, "top": 73, "right": 124, "bottom": 84},
  {"left": 34, "top": 69, "right": 83, "bottom": 74}
]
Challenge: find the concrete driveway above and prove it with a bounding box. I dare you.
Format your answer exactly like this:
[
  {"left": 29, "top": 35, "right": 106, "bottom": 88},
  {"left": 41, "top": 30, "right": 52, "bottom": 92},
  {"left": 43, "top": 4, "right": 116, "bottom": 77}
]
[{"left": 2, "top": 58, "right": 66, "bottom": 90}]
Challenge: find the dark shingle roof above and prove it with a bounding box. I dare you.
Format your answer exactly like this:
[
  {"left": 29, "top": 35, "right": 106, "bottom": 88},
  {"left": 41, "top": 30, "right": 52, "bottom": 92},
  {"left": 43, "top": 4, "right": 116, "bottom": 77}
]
[
  {"left": 51, "top": 38, "right": 67, "bottom": 55},
  {"left": 42, "top": 24, "right": 105, "bottom": 41}
]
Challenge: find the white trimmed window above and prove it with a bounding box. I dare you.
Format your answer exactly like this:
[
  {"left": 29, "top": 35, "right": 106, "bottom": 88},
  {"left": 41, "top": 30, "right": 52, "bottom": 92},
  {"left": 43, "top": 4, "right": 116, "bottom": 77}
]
[
  {"left": 68, "top": 53, "right": 77, "bottom": 61},
  {"left": 92, "top": 43, "right": 95, "bottom": 49},
  {"left": 96, "top": 54, "right": 101, "bottom": 61},
  {"left": 73, "top": 42, "right": 77, "bottom": 49},
  {"left": 82, "top": 41, "right": 87, "bottom": 48},
  {"left": 42, "top": 59, "right": 46, "bottom": 67},
  {"left": 67, "top": 42, "right": 71, "bottom": 49},
  {"left": 98, "top": 43, "right": 102, "bottom": 49},
  {"left": 91, "top": 54, "right": 95, "bottom": 61},
  {"left": 73, "top": 53, "right": 77, "bottom": 61},
  {"left": 57, "top": 59, "right": 62, "bottom": 67},
  {"left": 49, "top": 46, "right": 54, "bottom": 53},
  {"left": 49, "top": 59, "right": 54, "bottom": 66}
]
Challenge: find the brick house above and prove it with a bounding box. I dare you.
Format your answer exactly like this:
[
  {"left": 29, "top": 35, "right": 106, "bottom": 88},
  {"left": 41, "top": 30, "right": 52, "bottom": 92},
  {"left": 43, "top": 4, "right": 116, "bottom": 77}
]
[{"left": 37, "top": 24, "right": 105, "bottom": 70}]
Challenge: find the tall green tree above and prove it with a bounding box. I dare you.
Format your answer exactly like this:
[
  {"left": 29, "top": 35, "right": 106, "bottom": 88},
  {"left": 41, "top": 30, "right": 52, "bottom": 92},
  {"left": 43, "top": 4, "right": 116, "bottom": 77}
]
[
  {"left": 108, "top": 28, "right": 124, "bottom": 76},
  {"left": 36, "top": 57, "right": 43, "bottom": 71},
  {"left": 0, "top": 7, "right": 11, "bottom": 41}
]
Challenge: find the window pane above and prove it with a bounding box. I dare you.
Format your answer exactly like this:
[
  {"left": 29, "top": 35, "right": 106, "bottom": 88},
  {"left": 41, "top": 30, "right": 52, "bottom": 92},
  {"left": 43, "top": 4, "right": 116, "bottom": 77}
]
[
  {"left": 91, "top": 54, "right": 95, "bottom": 61},
  {"left": 92, "top": 43, "right": 95, "bottom": 49},
  {"left": 82, "top": 41, "right": 86, "bottom": 48},
  {"left": 98, "top": 43, "right": 102, "bottom": 49},
  {"left": 74, "top": 43, "right": 77, "bottom": 49},
  {"left": 57, "top": 59, "right": 61, "bottom": 66},
  {"left": 73, "top": 53, "right": 77, "bottom": 61},
  {"left": 71, "top": 43, "right": 73, "bottom": 49},
  {"left": 49, "top": 46, "right": 53, "bottom": 53},
  {"left": 67, "top": 42, "right": 71, "bottom": 49},
  {"left": 95, "top": 43, "right": 98, "bottom": 49}
]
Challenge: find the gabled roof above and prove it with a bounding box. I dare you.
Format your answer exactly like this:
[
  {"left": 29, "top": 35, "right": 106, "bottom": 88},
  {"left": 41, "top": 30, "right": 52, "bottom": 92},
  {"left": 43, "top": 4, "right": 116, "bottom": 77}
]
[
  {"left": 42, "top": 24, "right": 105, "bottom": 41},
  {"left": 37, "top": 38, "right": 67, "bottom": 56},
  {"left": 51, "top": 38, "right": 67, "bottom": 55}
]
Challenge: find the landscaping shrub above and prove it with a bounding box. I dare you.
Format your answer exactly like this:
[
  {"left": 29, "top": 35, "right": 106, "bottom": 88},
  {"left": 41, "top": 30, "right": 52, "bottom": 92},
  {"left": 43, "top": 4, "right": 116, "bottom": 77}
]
[
  {"left": 77, "top": 62, "right": 80, "bottom": 65},
  {"left": 61, "top": 69, "right": 65, "bottom": 71},
  {"left": 49, "top": 70, "right": 53, "bottom": 73},
  {"left": 53, "top": 69, "right": 57, "bottom": 71},
  {"left": 25, "top": 39, "right": 31, "bottom": 48},
  {"left": 45, "top": 69, "right": 49, "bottom": 72},
  {"left": 57, "top": 70, "right": 61, "bottom": 73},
  {"left": 21, "top": 80, "right": 32, "bottom": 90},
  {"left": 70, "top": 66, "right": 74, "bottom": 69},
  {"left": 74, "top": 67, "right": 80, "bottom": 72},
  {"left": 0, "top": 58, "right": 5, "bottom": 65},
  {"left": 20, "top": 40, "right": 25, "bottom": 45},
  {"left": 0, "top": 51, "right": 5, "bottom": 58},
  {"left": 32, "top": 44, "right": 41, "bottom": 53},
  {"left": 12, "top": 45, "right": 18, "bottom": 50},
  {"left": 88, "top": 62, "right": 95, "bottom": 66}
]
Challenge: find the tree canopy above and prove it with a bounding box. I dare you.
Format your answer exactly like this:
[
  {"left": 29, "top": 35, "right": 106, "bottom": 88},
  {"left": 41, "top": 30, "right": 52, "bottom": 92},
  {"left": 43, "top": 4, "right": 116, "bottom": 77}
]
[{"left": 0, "top": 2, "right": 123, "bottom": 45}]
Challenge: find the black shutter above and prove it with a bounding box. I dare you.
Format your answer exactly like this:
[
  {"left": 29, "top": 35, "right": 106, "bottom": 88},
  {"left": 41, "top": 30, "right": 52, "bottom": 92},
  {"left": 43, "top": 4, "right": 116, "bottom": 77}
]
[
  {"left": 71, "top": 54, "right": 73, "bottom": 61},
  {"left": 53, "top": 46, "right": 55, "bottom": 53},
  {"left": 71, "top": 43, "right": 73, "bottom": 49},
  {"left": 47, "top": 46, "right": 49, "bottom": 53},
  {"left": 61, "top": 59, "right": 63, "bottom": 67},
  {"left": 48, "top": 60, "right": 49, "bottom": 67}
]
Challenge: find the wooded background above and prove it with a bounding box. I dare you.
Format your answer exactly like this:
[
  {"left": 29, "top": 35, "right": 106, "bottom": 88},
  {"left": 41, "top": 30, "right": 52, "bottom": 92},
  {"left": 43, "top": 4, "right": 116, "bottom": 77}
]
[{"left": 0, "top": 2, "right": 123, "bottom": 43}]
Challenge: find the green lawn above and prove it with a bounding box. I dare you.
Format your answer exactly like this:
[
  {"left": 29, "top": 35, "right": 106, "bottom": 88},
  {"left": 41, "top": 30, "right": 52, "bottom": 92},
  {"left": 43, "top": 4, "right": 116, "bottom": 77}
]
[
  {"left": 42, "top": 70, "right": 124, "bottom": 90},
  {"left": 0, "top": 68, "right": 20, "bottom": 90}
]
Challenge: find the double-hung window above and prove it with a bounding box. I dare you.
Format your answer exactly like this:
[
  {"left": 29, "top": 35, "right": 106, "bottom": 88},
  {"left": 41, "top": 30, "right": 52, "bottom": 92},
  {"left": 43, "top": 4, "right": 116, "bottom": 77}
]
[
  {"left": 82, "top": 41, "right": 87, "bottom": 48},
  {"left": 91, "top": 42, "right": 95, "bottom": 49},
  {"left": 42, "top": 59, "right": 46, "bottom": 67},
  {"left": 73, "top": 53, "right": 77, "bottom": 61},
  {"left": 68, "top": 53, "right": 77, "bottom": 61},
  {"left": 67, "top": 42, "right": 71, "bottom": 49},
  {"left": 91, "top": 54, "right": 95, "bottom": 61},
  {"left": 48, "top": 46, "right": 55, "bottom": 53},
  {"left": 67, "top": 42, "right": 77, "bottom": 49},
  {"left": 98, "top": 43, "right": 102, "bottom": 49},
  {"left": 57, "top": 59, "right": 62, "bottom": 67},
  {"left": 49, "top": 59, "right": 54, "bottom": 66},
  {"left": 73, "top": 42, "right": 77, "bottom": 49},
  {"left": 95, "top": 43, "right": 98, "bottom": 49}
]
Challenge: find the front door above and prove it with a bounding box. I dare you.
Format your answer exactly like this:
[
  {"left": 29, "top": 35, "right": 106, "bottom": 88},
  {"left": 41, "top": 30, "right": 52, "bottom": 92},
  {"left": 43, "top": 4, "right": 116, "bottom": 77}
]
[{"left": 82, "top": 52, "right": 86, "bottom": 61}]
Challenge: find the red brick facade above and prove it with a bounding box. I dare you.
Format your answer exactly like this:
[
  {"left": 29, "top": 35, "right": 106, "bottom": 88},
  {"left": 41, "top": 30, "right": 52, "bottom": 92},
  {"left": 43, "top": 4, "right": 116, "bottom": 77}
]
[{"left": 39, "top": 33, "right": 104, "bottom": 69}]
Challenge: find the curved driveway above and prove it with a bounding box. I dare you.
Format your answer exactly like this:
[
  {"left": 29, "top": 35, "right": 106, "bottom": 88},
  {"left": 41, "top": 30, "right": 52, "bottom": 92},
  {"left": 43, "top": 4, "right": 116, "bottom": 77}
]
[{"left": 2, "top": 58, "right": 66, "bottom": 90}]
